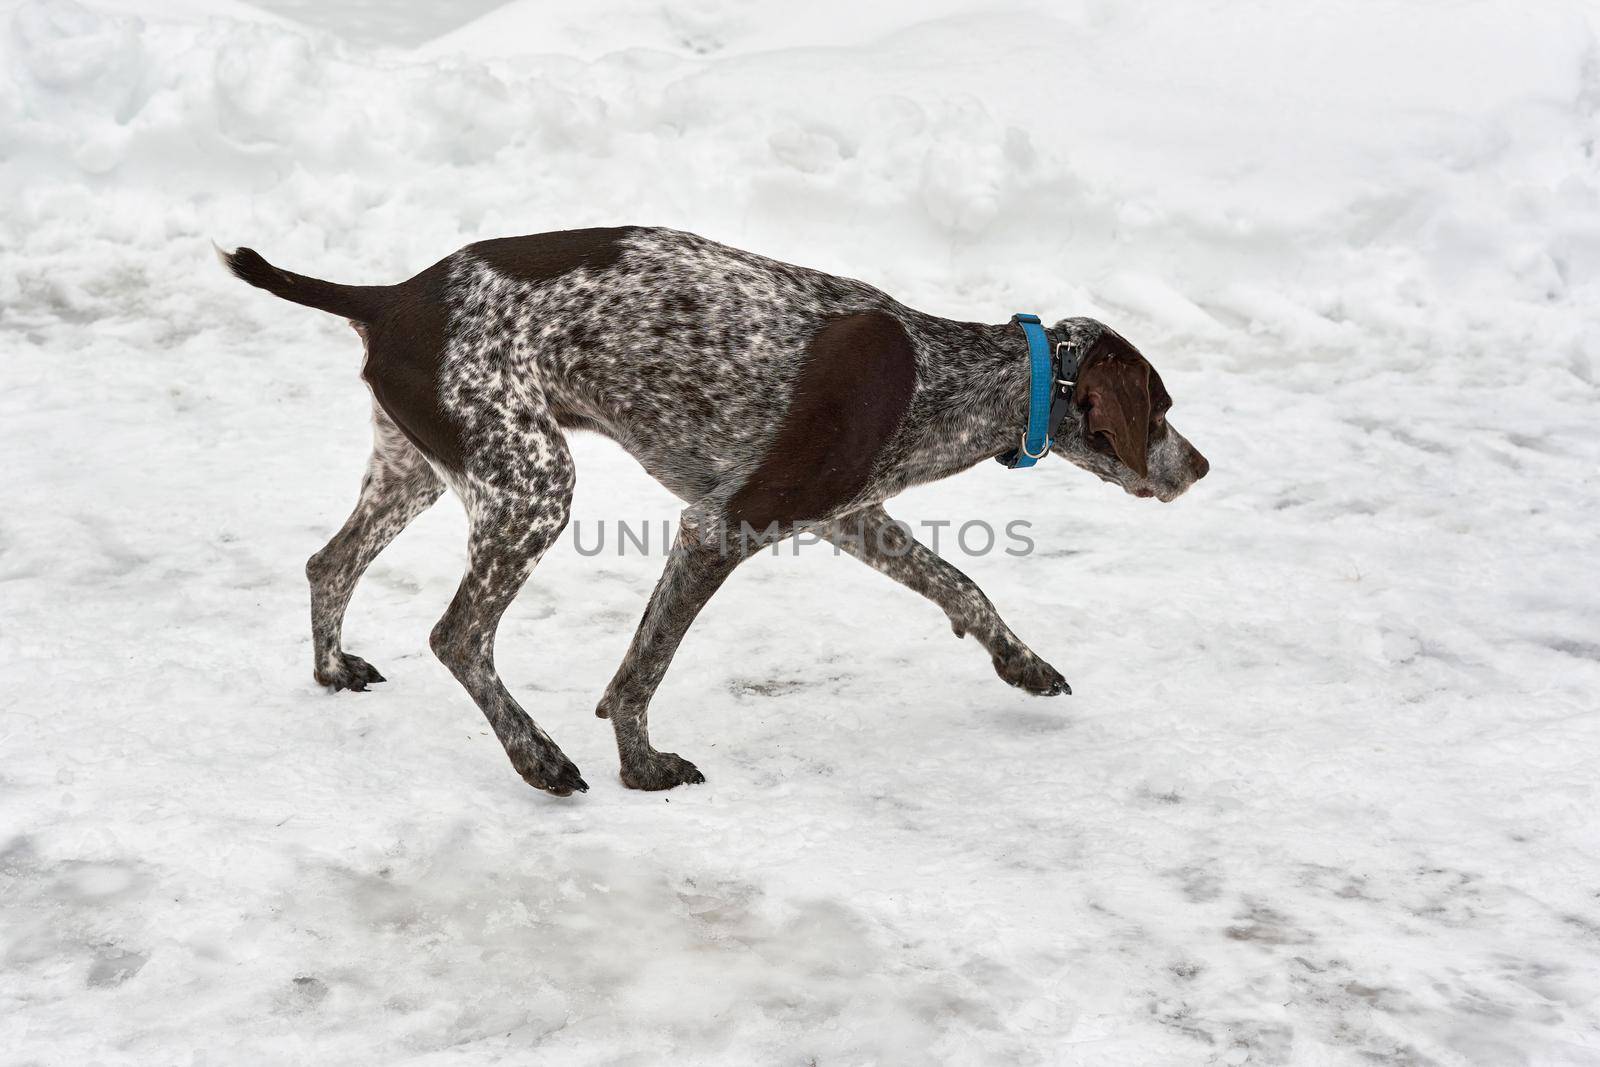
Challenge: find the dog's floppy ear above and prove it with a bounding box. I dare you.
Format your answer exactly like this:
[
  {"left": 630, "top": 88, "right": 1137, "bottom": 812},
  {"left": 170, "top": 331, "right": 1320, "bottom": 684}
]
[{"left": 1076, "top": 353, "right": 1152, "bottom": 478}]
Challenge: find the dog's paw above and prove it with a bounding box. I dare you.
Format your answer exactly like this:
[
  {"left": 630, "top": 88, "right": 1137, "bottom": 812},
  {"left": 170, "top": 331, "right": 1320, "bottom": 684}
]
[
  {"left": 316, "top": 652, "right": 386, "bottom": 692},
  {"left": 993, "top": 650, "right": 1071, "bottom": 696},
  {"left": 509, "top": 744, "right": 589, "bottom": 797},
  {"left": 620, "top": 750, "right": 706, "bottom": 792}
]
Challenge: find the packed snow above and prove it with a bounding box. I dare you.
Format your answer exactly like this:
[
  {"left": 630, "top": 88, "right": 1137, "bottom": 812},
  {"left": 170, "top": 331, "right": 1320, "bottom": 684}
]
[{"left": 3, "top": 0, "right": 1599, "bottom": 1062}]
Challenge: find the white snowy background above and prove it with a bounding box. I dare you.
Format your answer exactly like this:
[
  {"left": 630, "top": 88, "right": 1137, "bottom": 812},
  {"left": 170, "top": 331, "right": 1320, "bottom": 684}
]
[{"left": 3, "top": 0, "right": 1599, "bottom": 1062}]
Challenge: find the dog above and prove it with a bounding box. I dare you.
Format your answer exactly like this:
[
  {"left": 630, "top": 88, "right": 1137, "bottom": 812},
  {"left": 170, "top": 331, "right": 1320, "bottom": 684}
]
[{"left": 221, "top": 226, "right": 1208, "bottom": 795}]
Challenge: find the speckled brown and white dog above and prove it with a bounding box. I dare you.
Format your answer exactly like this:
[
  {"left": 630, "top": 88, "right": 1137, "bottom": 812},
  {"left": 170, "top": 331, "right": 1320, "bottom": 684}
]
[{"left": 222, "top": 226, "right": 1208, "bottom": 796}]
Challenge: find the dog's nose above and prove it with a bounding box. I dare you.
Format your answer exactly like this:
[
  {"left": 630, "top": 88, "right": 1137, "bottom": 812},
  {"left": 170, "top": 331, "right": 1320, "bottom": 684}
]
[{"left": 1191, "top": 452, "right": 1210, "bottom": 480}]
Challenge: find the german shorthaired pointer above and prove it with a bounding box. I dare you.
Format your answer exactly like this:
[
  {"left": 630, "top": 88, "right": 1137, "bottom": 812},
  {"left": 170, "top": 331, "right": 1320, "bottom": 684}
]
[{"left": 222, "top": 227, "right": 1208, "bottom": 796}]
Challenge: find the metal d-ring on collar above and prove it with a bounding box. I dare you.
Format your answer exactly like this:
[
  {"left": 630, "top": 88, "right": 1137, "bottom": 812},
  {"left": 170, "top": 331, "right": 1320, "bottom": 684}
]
[
  {"left": 996, "top": 315, "right": 1081, "bottom": 469},
  {"left": 1016, "top": 432, "right": 1051, "bottom": 461}
]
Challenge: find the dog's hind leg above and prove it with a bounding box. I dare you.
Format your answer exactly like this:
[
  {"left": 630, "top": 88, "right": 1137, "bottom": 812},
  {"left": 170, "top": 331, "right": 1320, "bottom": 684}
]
[
  {"left": 307, "top": 407, "right": 444, "bottom": 691},
  {"left": 428, "top": 385, "right": 586, "bottom": 796},
  {"left": 597, "top": 513, "right": 757, "bottom": 790},
  {"left": 829, "top": 505, "right": 1069, "bottom": 696}
]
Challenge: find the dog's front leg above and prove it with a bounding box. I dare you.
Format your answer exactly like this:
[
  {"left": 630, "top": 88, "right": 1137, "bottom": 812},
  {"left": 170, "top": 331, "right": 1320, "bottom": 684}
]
[
  {"left": 829, "top": 505, "right": 1069, "bottom": 696},
  {"left": 596, "top": 512, "right": 755, "bottom": 790}
]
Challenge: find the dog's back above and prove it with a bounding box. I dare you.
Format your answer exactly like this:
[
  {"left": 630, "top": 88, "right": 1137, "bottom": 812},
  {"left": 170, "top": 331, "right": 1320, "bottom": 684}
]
[{"left": 225, "top": 227, "right": 901, "bottom": 496}]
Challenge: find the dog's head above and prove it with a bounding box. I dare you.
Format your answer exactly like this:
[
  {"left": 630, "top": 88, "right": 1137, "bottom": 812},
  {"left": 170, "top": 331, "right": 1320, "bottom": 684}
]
[{"left": 1050, "top": 318, "right": 1208, "bottom": 502}]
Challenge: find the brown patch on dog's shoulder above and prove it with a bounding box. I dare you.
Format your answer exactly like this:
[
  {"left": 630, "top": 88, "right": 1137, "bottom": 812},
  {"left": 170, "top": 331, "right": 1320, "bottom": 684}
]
[
  {"left": 729, "top": 310, "right": 916, "bottom": 529},
  {"left": 360, "top": 260, "right": 464, "bottom": 471},
  {"left": 467, "top": 227, "right": 638, "bottom": 283}
]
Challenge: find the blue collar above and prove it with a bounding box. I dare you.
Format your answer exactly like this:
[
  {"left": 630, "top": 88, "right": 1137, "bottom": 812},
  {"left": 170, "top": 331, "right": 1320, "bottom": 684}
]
[{"left": 996, "top": 313, "right": 1079, "bottom": 469}]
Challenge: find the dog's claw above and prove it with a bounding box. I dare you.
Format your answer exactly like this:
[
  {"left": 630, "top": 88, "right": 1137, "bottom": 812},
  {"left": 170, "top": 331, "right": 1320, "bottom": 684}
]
[
  {"left": 621, "top": 751, "right": 705, "bottom": 791},
  {"left": 542, "top": 773, "right": 589, "bottom": 798},
  {"left": 317, "top": 653, "right": 386, "bottom": 692}
]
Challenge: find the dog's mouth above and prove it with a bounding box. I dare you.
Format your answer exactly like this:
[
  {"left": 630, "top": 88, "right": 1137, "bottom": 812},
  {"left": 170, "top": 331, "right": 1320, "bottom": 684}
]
[{"left": 1132, "top": 484, "right": 1193, "bottom": 502}]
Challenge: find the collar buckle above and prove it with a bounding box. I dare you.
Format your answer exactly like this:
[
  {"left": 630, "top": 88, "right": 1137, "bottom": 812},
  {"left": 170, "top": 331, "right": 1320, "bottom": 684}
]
[{"left": 1054, "top": 340, "right": 1078, "bottom": 389}]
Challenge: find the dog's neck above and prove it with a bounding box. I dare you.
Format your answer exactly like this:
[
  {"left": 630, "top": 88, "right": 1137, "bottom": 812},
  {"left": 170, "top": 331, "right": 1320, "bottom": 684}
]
[
  {"left": 962, "top": 320, "right": 1042, "bottom": 460},
  {"left": 887, "top": 315, "right": 1053, "bottom": 482}
]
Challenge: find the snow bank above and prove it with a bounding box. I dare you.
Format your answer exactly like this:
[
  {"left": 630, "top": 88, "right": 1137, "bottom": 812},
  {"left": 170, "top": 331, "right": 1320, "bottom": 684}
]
[
  {"left": 3, "top": 0, "right": 1600, "bottom": 1062},
  {"left": 4, "top": 0, "right": 1597, "bottom": 370}
]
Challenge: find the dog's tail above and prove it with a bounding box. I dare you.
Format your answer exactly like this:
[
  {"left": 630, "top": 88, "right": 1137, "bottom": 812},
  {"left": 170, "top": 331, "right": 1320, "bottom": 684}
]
[{"left": 215, "top": 244, "right": 392, "bottom": 322}]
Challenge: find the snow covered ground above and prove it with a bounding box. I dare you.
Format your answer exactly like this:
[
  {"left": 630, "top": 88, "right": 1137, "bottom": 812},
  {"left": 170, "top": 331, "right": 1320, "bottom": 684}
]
[{"left": 3, "top": 0, "right": 1600, "bottom": 1061}]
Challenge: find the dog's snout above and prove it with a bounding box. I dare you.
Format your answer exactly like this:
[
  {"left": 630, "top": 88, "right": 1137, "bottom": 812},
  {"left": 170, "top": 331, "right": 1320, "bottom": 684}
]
[{"left": 1190, "top": 451, "right": 1210, "bottom": 481}]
